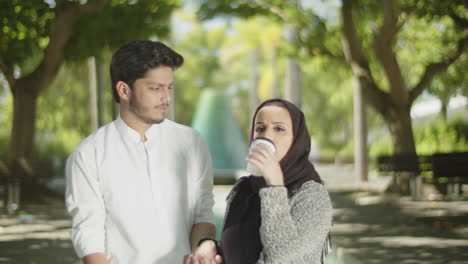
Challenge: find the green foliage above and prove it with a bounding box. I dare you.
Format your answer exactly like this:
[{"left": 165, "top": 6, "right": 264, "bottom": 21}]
[
  {"left": 369, "top": 133, "right": 394, "bottom": 156},
  {"left": 0, "top": 73, "right": 11, "bottom": 158},
  {"left": 172, "top": 12, "right": 283, "bottom": 138},
  {"left": 370, "top": 119, "right": 468, "bottom": 156},
  {"left": 2, "top": 54, "right": 116, "bottom": 160},
  {"left": 34, "top": 129, "right": 84, "bottom": 159},
  {"left": 197, "top": 0, "right": 270, "bottom": 21},
  {"left": 34, "top": 62, "right": 91, "bottom": 158},
  {"left": 0, "top": 0, "right": 53, "bottom": 69},
  {"left": 415, "top": 118, "right": 468, "bottom": 154},
  {"left": 171, "top": 10, "right": 229, "bottom": 126},
  {"left": 196, "top": 0, "right": 467, "bottom": 157},
  {"left": 0, "top": 92, "right": 12, "bottom": 159},
  {"left": 198, "top": 0, "right": 338, "bottom": 59},
  {"left": 429, "top": 53, "right": 468, "bottom": 107},
  {"left": 405, "top": 0, "right": 468, "bottom": 21},
  {"left": 1, "top": 0, "right": 180, "bottom": 75},
  {"left": 33, "top": 56, "right": 117, "bottom": 159},
  {"left": 66, "top": 0, "right": 180, "bottom": 61},
  {"left": 0, "top": 0, "right": 182, "bottom": 160},
  {"left": 3, "top": 0, "right": 465, "bottom": 161},
  {"left": 301, "top": 56, "right": 354, "bottom": 153}
]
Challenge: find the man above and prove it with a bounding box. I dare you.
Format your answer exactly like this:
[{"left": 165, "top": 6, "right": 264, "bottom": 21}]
[{"left": 66, "top": 40, "right": 221, "bottom": 263}]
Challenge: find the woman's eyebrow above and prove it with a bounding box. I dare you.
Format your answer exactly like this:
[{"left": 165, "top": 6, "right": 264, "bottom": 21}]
[
  {"left": 272, "top": 121, "right": 288, "bottom": 126},
  {"left": 255, "top": 121, "right": 289, "bottom": 127}
]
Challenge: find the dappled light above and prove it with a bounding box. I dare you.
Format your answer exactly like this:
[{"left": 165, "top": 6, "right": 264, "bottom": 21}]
[
  {"left": 1, "top": 0, "right": 467, "bottom": 263},
  {"left": 0, "top": 198, "right": 78, "bottom": 263}
]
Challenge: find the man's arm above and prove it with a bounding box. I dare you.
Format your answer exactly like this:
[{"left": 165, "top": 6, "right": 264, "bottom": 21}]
[
  {"left": 83, "top": 253, "right": 107, "bottom": 264},
  {"left": 190, "top": 132, "right": 216, "bottom": 240},
  {"left": 66, "top": 149, "right": 106, "bottom": 261},
  {"left": 184, "top": 222, "right": 222, "bottom": 264},
  {"left": 183, "top": 134, "right": 222, "bottom": 263},
  {"left": 189, "top": 222, "right": 217, "bottom": 251}
]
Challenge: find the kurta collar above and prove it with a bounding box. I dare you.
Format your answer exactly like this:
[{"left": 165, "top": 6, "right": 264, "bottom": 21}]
[{"left": 115, "top": 115, "right": 163, "bottom": 144}]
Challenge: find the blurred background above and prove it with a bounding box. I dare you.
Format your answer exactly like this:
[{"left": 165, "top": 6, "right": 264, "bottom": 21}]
[{"left": 0, "top": 0, "right": 467, "bottom": 263}]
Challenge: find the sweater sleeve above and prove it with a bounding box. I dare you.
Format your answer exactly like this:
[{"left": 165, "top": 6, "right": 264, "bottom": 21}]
[{"left": 257, "top": 181, "right": 332, "bottom": 264}]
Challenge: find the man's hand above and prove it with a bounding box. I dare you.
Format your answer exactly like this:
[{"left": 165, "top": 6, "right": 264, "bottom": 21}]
[
  {"left": 183, "top": 240, "right": 223, "bottom": 264},
  {"left": 83, "top": 253, "right": 107, "bottom": 264}
]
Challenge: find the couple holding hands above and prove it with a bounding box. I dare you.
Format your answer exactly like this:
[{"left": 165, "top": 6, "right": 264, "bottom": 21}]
[{"left": 65, "top": 40, "right": 332, "bottom": 264}]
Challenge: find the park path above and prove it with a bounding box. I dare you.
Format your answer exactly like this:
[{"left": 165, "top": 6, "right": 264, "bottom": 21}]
[{"left": 0, "top": 164, "right": 467, "bottom": 263}]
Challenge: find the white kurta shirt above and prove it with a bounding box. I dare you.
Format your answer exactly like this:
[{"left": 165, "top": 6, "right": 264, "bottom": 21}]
[{"left": 65, "top": 117, "right": 215, "bottom": 264}]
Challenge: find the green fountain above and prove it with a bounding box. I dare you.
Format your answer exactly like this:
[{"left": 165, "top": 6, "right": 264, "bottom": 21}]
[{"left": 191, "top": 89, "right": 248, "bottom": 184}]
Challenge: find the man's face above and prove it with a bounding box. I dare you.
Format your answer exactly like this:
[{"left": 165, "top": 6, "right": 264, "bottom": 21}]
[{"left": 127, "top": 66, "right": 173, "bottom": 124}]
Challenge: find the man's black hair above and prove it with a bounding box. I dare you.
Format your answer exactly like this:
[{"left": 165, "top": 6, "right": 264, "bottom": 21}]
[{"left": 110, "top": 40, "right": 184, "bottom": 103}]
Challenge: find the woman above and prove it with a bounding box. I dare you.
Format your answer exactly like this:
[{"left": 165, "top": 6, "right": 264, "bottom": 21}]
[{"left": 186, "top": 99, "right": 332, "bottom": 264}]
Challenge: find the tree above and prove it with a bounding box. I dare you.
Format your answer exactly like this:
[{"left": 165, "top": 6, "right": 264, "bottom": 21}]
[
  {"left": 0, "top": 0, "right": 179, "bottom": 162},
  {"left": 169, "top": 9, "right": 229, "bottom": 125},
  {"left": 341, "top": 0, "right": 467, "bottom": 156},
  {"left": 35, "top": 61, "right": 107, "bottom": 158},
  {"left": 196, "top": 0, "right": 468, "bottom": 155},
  {"left": 429, "top": 54, "right": 468, "bottom": 121}
]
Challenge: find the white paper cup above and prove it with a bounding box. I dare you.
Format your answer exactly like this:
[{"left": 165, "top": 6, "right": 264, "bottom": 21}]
[{"left": 246, "top": 137, "right": 276, "bottom": 176}]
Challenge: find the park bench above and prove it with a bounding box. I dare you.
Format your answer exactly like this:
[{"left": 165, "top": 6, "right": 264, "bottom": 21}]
[
  {"left": 0, "top": 158, "right": 56, "bottom": 214},
  {"left": 432, "top": 152, "right": 468, "bottom": 199},
  {"left": 377, "top": 152, "right": 468, "bottom": 200},
  {"left": 376, "top": 154, "right": 430, "bottom": 200}
]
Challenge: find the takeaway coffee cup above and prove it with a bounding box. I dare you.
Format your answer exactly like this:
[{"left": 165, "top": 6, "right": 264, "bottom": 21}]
[{"left": 246, "top": 137, "right": 276, "bottom": 176}]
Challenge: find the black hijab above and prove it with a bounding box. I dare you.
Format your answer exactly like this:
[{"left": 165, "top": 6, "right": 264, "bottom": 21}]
[{"left": 220, "top": 99, "right": 323, "bottom": 264}]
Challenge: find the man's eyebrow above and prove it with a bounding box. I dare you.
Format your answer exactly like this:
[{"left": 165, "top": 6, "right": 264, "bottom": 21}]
[{"left": 145, "top": 81, "right": 173, "bottom": 86}]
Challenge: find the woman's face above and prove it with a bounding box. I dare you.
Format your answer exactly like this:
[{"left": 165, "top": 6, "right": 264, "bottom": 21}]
[{"left": 252, "top": 105, "right": 294, "bottom": 161}]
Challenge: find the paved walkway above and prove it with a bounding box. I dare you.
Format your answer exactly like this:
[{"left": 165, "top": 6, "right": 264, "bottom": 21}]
[
  {"left": 0, "top": 164, "right": 467, "bottom": 263},
  {"left": 317, "top": 164, "right": 468, "bottom": 264}
]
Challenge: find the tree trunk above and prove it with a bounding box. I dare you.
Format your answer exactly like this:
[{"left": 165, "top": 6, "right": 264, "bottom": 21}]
[
  {"left": 249, "top": 49, "right": 260, "bottom": 119},
  {"left": 96, "top": 57, "right": 105, "bottom": 126},
  {"left": 3, "top": 0, "right": 108, "bottom": 213},
  {"left": 387, "top": 107, "right": 417, "bottom": 155},
  {"left": 5, "top": 84, "right": 41, "bottom": 212},
  {"left": 385, "top": 106, "right": 417, "bottom": 195},
  {"left": 340, "top": 0, "right": 467, "bottom": 195},
  {"left": 353, "top": 77, "right": 368, "bottom": 182},
  {"left": 270, "top": 45, "right": 279, "bottom": 98},
  {"left": 6, "top": 0, "right": 108, "bottom": 160},
  {"left": 283, "top": 23, "right": 302, "bottom": 108},
  {"left": 9, "top": 85, "right": 38, "bottom": 161},
  {"left": 89, "top": 57, "right": 99, "bottom": 131},
  {"left": 440, "top": 100, "right": 448, "bottom": 122}
]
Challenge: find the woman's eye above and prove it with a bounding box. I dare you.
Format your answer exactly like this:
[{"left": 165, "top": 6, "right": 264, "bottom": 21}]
[
  {"left": 255, "top": 127, "right": 264, "bottom": 132},
  {"left": 274, "top": 127, "right": 285, "bottom": 132}
]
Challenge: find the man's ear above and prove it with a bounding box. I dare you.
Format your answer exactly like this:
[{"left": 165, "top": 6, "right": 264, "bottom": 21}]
[{"left": 116, "top": 81, "right": 130, "bottom": 101}]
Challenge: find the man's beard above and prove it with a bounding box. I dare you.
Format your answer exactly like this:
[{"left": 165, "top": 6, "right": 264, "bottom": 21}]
[{"left": 129, "top": 95, "right": 165, "bottom": 124}]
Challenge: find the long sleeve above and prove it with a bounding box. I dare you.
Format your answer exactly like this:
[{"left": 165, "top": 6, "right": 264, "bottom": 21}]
[
  {"left": 191, "top": 133, "right": 215, "bottom": 225},
  {"left": 65, "top": 147, "right": 106, "bottom": 258},
  {"left": 257, "top": 181, "right": 332, "bottom": 264}
]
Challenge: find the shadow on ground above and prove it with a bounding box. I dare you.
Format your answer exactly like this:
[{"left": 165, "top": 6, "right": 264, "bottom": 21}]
[
  {"left": 0, "top": 196, "right": 79, "bottom": 264},
  {"left": 330, "top": 191, "right": 468, "bottom": 264},
  {"left": 1, "top": 185, "right": 468, "bottom": 264}
]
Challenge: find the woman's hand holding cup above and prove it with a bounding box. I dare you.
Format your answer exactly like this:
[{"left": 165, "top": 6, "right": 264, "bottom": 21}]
[{"left": 247, "top": 139, "right": 284, "bottom": 186}]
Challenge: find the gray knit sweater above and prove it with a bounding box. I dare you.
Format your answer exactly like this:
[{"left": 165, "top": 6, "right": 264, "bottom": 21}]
[{"left": 253, "top": 180, "right": 333, "bottom": 264}]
